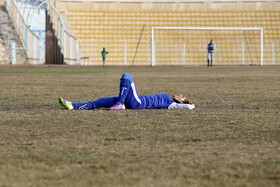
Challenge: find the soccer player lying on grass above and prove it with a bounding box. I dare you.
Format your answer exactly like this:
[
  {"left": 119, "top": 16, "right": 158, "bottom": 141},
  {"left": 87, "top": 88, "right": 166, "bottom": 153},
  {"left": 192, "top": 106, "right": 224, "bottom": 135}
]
[{"left": 59, "top": 73, "right": 195, "bottom": 110}]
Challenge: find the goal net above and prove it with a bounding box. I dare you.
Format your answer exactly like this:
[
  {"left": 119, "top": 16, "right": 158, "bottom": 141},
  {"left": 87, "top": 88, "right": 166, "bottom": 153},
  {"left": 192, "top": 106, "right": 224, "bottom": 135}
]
[{"left": 151, "top": 27, "right": 263, "bottom": 66}]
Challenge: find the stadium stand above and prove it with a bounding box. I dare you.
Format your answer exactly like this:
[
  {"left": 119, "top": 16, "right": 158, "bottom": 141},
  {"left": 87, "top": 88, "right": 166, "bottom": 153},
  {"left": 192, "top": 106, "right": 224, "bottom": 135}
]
[
  {"left": 0, "top": 37, "right": 10, "bottom": 64},
  {"left": 0, "top": 3, "right": 9, "bottom": 64},
  {"left": 53, "top": 0, "right": 280, "bottom": 66},
  {"left": 61, "top": 7, "right": 279, "bottom": 65},
  {"left": 2, "top": 0, "right": 279, "bottom": 66},
  {"left": 0, "top": 2, "right": 28, "bottom": 64},
  {"left": 1, "top": 0, "right": 80, "bottom": 65}
]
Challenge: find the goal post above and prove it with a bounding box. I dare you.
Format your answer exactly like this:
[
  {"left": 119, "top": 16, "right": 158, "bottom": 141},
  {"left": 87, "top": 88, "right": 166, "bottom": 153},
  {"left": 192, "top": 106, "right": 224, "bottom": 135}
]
[{"left": 151, "top": 27, "right": 263, "bottom": 66}]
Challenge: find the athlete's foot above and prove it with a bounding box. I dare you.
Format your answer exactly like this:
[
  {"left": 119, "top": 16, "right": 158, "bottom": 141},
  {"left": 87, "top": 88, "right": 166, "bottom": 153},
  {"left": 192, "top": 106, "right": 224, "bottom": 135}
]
[
  {"left": 59, "top": 97, "right": 74, "bottom": 110},
  {"left": 109, "top": 102, "right": 124, "bottom": 110}
]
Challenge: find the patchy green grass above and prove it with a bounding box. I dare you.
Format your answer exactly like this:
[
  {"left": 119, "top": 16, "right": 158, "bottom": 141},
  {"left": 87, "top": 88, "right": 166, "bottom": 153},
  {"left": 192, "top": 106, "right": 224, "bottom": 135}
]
[
  {"left": 125, "top": 137, "right": 136, "bottom": 141},
  {"left": 104, "top": 137, "right": 120, "bottom": 141},
  {"left": 0, "top": 66, "right": 279, "bottom": 186}
]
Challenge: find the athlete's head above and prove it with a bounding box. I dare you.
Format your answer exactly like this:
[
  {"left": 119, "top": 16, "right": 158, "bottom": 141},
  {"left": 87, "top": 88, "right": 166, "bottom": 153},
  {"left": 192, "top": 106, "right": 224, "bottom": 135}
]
[
  {"left": 210, "top": 39, "right": 213, "bottom": 43},
  {"left": 172, "top": 94, "right": 191, "bottom": 104}
]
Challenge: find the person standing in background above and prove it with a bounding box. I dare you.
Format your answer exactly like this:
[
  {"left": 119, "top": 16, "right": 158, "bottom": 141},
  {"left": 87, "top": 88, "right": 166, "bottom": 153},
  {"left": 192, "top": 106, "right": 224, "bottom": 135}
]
[
  {"left": 207, "top": 39, "right": 215, "bottom": 67},
  {"left": 101, "top": 48, "right": 109, "bottom": 66}
]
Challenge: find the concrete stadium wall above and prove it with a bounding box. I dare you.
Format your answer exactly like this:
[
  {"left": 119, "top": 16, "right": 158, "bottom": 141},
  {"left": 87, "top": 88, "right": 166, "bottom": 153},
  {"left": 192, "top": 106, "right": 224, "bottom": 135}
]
[
  {"left": 55, "top": 0, "right": 280, "bottom": 12},
  {"left": 0, "top": 0, "right": 5, "bottom": 6}
]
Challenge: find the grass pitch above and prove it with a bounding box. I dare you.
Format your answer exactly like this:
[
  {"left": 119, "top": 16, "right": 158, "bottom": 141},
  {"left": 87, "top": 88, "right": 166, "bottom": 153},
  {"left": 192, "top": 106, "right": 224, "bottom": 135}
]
[{"left": 0, "top": 66, "right": 279, "bottom": 186}]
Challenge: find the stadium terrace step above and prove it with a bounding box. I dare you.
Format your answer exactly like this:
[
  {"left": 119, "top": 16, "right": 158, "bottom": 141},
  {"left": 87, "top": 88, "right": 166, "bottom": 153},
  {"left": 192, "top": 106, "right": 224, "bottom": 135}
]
[
  {"left": 0, "top": 5, "right": 28, "bottom": 64},
  {"left": 0, "top": 37, "right": 10, "bottom": 64}
]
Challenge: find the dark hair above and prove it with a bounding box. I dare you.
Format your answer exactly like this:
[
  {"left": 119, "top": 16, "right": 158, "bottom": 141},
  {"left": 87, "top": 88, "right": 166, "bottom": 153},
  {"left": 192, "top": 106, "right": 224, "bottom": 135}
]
[
  {"left": 173, "top": 98, "right": 190, "bottom": 104},
  {"left": 173, "top": 98, "right": 180, "bottom": 103},
  {"left": 182, "top": 100, "right": 190, "bottom": 104}
]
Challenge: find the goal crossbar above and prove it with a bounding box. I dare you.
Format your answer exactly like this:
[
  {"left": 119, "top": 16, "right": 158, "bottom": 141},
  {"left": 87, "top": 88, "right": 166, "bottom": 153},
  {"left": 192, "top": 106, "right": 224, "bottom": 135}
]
[{"left": 151, "top": 27, "right": 263, "bottom": 66}]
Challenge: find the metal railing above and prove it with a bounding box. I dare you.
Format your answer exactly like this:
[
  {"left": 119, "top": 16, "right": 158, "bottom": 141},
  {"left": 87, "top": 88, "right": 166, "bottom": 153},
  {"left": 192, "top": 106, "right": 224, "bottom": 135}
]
[
  {"left": 63, "top": 30, "right": 81, "bottom": 65},
  {"left": 6, "top": 0, "right": 81, "bottom": 65},
  {"left": 6, "top": 0, "right": 44, "bottom": 64}
]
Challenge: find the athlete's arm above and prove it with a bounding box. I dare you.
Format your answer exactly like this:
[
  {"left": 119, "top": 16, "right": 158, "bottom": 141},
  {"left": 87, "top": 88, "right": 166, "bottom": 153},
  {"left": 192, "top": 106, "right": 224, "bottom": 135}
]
[{"left": 168, "top": 102, "right": 195, "bottom": 110}]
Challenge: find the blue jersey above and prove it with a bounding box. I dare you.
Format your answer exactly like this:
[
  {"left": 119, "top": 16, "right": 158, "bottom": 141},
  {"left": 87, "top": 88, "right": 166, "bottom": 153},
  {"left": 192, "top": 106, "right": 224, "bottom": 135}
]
[
  {"left": 124, "top": 93, "right": 174, "bottom": 109},
  {"left": 138, "top": 93, "right": 174, "bottom": 109}
]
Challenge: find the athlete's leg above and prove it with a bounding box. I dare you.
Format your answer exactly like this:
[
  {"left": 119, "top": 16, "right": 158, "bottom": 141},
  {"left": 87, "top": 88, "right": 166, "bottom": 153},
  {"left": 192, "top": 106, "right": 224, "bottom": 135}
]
[
  {"left": 103, "top": 57, "right": 106, "bottom": 67},
  {"left": 93, "top": 97, "right": 118, "bottom": 108},
  {"left": 207, "top": 53, "right": 210, "bottom": 66},
  {"left": 60, "top": 73, "right": 140, "bottom": 110},
  {"left": 117, "top": 73, "right": 135, "bottom": 104},
  {"left": 211, "top": 53, "right": 214, "bottom": 66},
  {"left": 110, "top": 73, "right": 142, "bottom": 110},
  {"left": 62, "top": 97, "right": 119, "bottom": 110},
  {"left": 124, "top": 81, "right": 143, "bottom": 109}
]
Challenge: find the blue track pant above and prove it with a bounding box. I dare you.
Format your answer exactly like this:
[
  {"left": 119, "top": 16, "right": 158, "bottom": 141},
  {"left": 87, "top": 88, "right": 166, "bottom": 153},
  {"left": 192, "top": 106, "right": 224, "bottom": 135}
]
[{"left": 71, "top": 73, "right": 142, "bottom": 110}]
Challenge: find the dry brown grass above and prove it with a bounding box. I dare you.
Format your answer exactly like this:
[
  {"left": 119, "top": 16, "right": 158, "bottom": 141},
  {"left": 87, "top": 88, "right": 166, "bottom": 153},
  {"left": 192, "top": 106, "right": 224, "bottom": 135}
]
[{"left": 0, "top": 66, "right": 279, "bottom": 186}]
